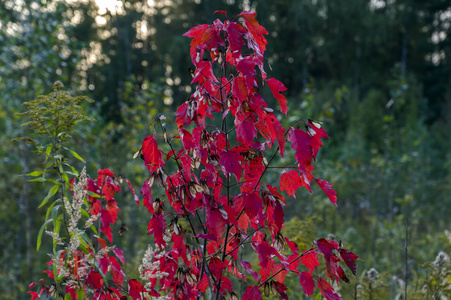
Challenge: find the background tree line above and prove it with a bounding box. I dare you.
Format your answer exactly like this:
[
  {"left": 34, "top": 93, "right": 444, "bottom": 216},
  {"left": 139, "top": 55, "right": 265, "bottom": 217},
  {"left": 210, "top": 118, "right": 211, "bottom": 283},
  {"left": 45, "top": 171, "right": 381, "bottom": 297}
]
[{"left": 0, "top": 0, "right": 450, "bottom": 298}]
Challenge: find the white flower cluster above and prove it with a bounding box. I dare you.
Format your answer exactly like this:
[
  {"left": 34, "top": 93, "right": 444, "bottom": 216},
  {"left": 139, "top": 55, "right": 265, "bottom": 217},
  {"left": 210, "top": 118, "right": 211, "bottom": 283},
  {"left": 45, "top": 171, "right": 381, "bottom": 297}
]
[
  {"left": 138, "top": 245, "right": 170, "bottom": 293},
  {"left": 367, "top": 268, "right": 379, "bottom": 281},
  {"left": 433, "top": 251, "right": 449, "bottom": 269}
]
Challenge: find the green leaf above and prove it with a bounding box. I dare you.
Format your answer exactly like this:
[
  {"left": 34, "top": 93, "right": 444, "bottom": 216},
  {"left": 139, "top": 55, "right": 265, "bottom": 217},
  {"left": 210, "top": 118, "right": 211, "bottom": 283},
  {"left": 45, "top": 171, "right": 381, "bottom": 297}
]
[
  {"left": 69, "top": 149, "right": 85, "bottom": 163},
  {"left": 44, "top": 161, "right": 53, "bottom": 170},
  {"left": 28, "top": 177, "right": 46, "bottom": 182},
  {"left": 45, "top": 200, "right": 61, "bottom": 221},
  {"left": 38, "top": 184, "right": 60, "bottom": 208},
  {"left": 62, "top": 172, "right": 69, "bottom": 184},
  {"left": 51, "top": 205, "right": 62, "bottom": 224},
  {"left": 86, "top": 190, "right": 101, "bottom": 198},
  {"left": 37, "top": 219, "right": 53, "bottom": 251},
  {"left": 26, "top": 170, "right": 46, "bottom": 177},
  {"left": 81, "top": 208, "right": 98, "bottom": 235}
]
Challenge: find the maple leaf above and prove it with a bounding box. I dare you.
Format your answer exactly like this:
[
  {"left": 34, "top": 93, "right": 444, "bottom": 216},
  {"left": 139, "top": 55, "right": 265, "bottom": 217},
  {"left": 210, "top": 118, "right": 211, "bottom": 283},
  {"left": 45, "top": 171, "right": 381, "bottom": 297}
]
[
  {"left": 236, "top": 119, "right": 257, "bottom": 147},
  {"left": 316, "top": 238, "right": 337, "bottom": 262},
  {"left": 239, "top": 11, "right": 268, "bottom": 54},
  {"left": 147, "top": 213, "right": 167, "bottom": 248},
  {"left": 140, "top": 179, "right": 154, "bottom": 214},
  {"left": 284, "top": 237, "right": 299, "bottom": 255},
  {"left": 226, "top": 21, "right": 246, "bottom": 57},
  {"left": 301, "top": 250, "right": 320, "bottom": 273},
  {"left": 288, "top": 128, "right": 312, "bottom": 168},
  {"left": 113, "top": 248, "right": 125, "bottom": 265},
  {"left": 175, "top": 102, "right": 191, "bottom": 128},
  {"left": 219, "top": 276, "right": 233, "bottom": 295},
  {"left": 239, "top": 260, "right": 259, "bottom": 281},
  {"left": 232, "top": 76, "right": 249, "bottom": 102},
  {"left": 206, "top": 208, "right": 228, "bottom": 240},
  {"left": 266, "top": 78, "right": 288, "bottom": 115},
  {"left": 339, "top": 248, "right": 359, "bottom": 275},
  {"left": 142, "top": 136, "right": 165, "bottom": 173},
  {"left": 86, "top": 270, "right": 103, "bottom": 289},
  {"left": 197, "top": 275, "right": 209, "bottom": 293},
  {"left": 299, "top": 271, "right": 314, "bottom": 296},
  {"left": 100, "top": 207, "right": 114, "bottom": 242},
  {"left": 317, "top": 278, "right": 342, "bottom": 300},
  {"left": 209, "top": 257, "right": 227, "bottom": 280},
  {"left": 192, "top": 61, "right": 219, "bottom": 85},
  {"left": 183, "top": 23, "right": 209, "bottom": 38},
  {"left": 315, "top": 178, "right": 338, "bottom": 205},
  {"left": 272, "top": 117, "right": 286, "bottom": 157},
  {"left": 128, "top": 279, "right": 147, "bottom": 300},
  {"left": 219, "top": 151, "right": 242, "bottom": 181},
  {"left": 243, "top": 286, "right": 263, "bottom": 300},
  {"left": 280, "top": 170, "right": 302, "bottom": 198}
]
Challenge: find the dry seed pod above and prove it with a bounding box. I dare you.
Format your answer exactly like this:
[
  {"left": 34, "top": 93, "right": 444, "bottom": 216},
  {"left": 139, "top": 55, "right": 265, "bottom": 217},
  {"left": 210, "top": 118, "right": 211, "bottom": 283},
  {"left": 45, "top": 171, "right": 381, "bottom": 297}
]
[
  {"left": 230, "top": 292, "right": 239, "bottom": 300},
  {"left": 264, "top": 282, "right": 270, "bottom": 297},
  {"left": 271, "top": 281, "right": 277, "bottom": 295}
]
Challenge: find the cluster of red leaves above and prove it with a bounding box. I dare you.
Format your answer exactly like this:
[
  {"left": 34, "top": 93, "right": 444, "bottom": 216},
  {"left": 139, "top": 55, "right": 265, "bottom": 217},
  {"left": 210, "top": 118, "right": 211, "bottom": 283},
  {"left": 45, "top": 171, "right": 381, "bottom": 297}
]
[
  {"left": 29, "top": 169, "right": 134, "bottom": 300},
  {"left": 138, "top": 10, "right": 357, "bottom": 300}
]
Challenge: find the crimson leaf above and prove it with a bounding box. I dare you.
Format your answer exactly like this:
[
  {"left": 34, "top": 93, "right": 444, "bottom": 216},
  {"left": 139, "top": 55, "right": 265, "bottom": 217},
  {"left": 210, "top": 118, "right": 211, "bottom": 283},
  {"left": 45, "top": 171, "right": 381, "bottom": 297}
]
[
  {"left": 280, "top": 170, "right": 302, "bottom": 198},
  {"left": 299, "top": 271, "right": 315, "bottom": 296},
  {"left": 315, "top": 178, "right": 338, "bottom": 205},
  {"left": 266, "top": 78, "right": 288, "bottom": 115}
]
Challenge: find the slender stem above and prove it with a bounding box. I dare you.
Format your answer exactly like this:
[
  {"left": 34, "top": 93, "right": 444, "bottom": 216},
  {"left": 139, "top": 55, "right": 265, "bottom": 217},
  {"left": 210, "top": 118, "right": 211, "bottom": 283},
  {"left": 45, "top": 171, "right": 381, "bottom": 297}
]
[{"left": 258, "top": 248, "right": 316, "bottom": 287}]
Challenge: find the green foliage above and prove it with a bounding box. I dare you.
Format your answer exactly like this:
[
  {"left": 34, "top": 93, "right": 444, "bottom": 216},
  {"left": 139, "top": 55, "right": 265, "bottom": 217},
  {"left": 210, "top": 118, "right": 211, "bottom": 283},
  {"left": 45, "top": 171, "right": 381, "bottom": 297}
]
[{"left": 13, "top": 81, "right": 95, "bottom": 146}]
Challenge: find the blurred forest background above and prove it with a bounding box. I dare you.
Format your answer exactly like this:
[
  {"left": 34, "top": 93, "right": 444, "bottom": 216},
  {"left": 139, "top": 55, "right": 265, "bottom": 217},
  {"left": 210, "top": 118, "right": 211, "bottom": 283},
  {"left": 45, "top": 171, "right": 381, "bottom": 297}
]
[{"left": 1, "top": 0, "right": 450, "bottom": 299}]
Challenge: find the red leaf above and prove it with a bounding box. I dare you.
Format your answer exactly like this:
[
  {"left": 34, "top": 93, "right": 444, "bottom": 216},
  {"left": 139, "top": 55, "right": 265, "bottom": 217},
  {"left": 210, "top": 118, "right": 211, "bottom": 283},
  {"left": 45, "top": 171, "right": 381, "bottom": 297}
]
[
  {"left": 285, "top": 237, "right": 299, "bottom": 255},
  {"left": 219, "top": 151, "right": 242, "bottom": 181},
  {"left": 280, "top": 171, "right": 302, "bottom": 198},
  {"left": 239, "top": 259, "right": 259, "bottom": 281},
  {"left": 315, "top": 178, "right": 338, "bottom": 205},
  {"left": 214, "top": 10, "right": 227, "bottom": 16},
  {"left": 175, "top": 102, "right": 191, "bottom": 128},
  {"left": 239, "top": 11, "right": 268, "bottom": 54},
  {"left": 142, "top": 136, "right": 165, "bottom": 173},
  {"left": 317, "top": 278, "right": 342, "bottom": 300},
  {"left": 253, "top": 240, "right": 277, "bottom": 269},
  {"left": 266, "top": 78, "right": 288, "bottom": 115},
  {"left": 236, "top": 119, "right": 257, "bottom": 146},
  {"left": 339, "top": 248, "right": 359, "bottom": 275},
  {"left": 113, "top": 248, "right": 125, "bottom": 265},
  {"left": 191, "top": 61, "right": 219, "bottom": 85},
  {"left": 28, "top": 291, "right": 39, "bottom": 300},
  {"left": 125, "top": 179, "right": 139, "bottom": 205},
  {"left": 301, "top": 250, "right": 320, "bottom": 273},
  {"left": 219, "top": 276, "right": 233, "bottom": 294},
  {"left": 206, "top": 208, "right": 228, "bottom": 240},
  {"left": 287, "top": 128, "right": 312, "bottom": 168},
  {"left": 315, "top": 238, "right": 337, "bottom": 261},
  {"left": 209, "top": 257, "right": 227, "bottom": 280},
  {"left": 226, "top": 22, "right": 246, "bottom": 55},
  {"left": 232, "top": 76, "right": 249, "bottom": 102},
  {"left": 147, "top": 213, "right": 167, "bottom": 248},
  {"left": 128, "top": 279, "right": 147, "bottom": 300},
  {"left": 197, "top": 275, "right": 209, "bottom": 293},
  {"left": 243, "top": 286, "right": 263, "bottom": 300},
  {"left": 299, "top": 271, "right": 315, "bottom": 296},
  {"left": 109, "top": 256, "right": 125, "bottom": 285},
  {"left": 237, "top": 56, "right": 259, "bottom": 76},
  {"left": 196, "top": 233, "right": 217, "bottom": 241},
  {"left": 272, "top": 117, "right": 286, "bottom": 157},
  {"left": 183, "top": 24, "right": 209, "bottom": 38},
  {"left": 86, "top": 270, "right": 103, "bottom": 289},
  {"left": 140, "top": 179, "right": 153, "bottom": 214}
]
